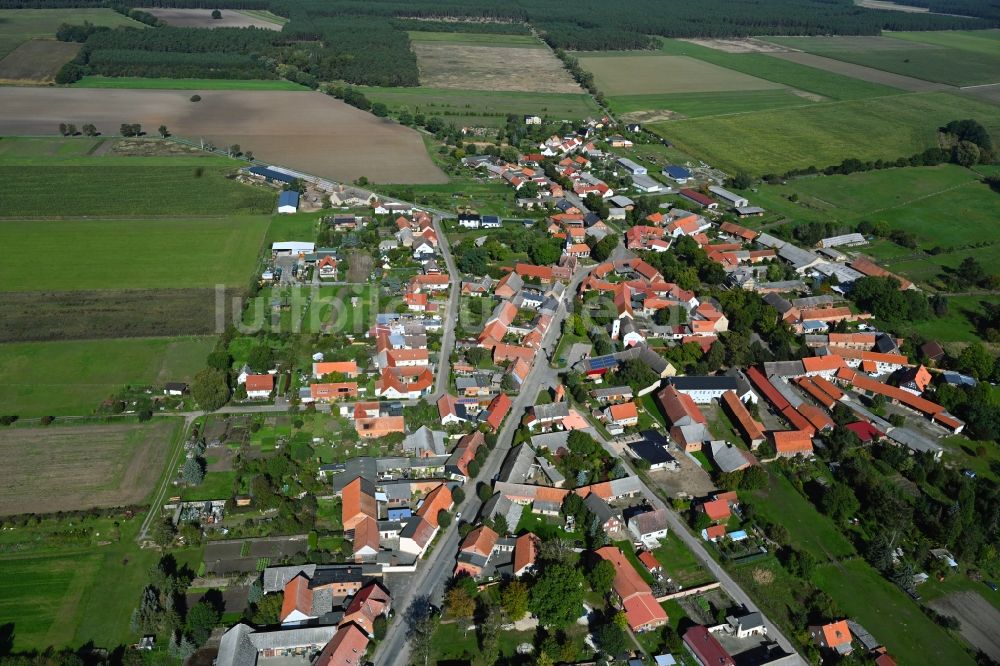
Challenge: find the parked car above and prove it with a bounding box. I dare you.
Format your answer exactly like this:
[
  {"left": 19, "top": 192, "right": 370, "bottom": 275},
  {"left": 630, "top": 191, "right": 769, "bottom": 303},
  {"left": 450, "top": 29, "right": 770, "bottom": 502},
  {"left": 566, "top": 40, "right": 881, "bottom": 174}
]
[{"left": 986, "top": 581, "right": 998, "bottom": 592}]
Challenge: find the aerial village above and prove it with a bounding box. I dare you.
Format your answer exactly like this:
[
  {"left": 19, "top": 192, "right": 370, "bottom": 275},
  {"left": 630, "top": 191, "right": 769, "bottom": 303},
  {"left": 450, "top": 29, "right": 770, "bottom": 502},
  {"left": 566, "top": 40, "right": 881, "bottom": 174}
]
[{"left": 144, "top": 115, "right": 988, "bottom": 666}]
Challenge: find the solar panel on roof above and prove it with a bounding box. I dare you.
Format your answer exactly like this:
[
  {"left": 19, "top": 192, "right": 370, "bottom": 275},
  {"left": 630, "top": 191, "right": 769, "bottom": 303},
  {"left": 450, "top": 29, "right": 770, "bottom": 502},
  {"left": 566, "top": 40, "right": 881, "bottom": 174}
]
[{"left": 589, "top": 356, "right": 618, "bottom": 370}]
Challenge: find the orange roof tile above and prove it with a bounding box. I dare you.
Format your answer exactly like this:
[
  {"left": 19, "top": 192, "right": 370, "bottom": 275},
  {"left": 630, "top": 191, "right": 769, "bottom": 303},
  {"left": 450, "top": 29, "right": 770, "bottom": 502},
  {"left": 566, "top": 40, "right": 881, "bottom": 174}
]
[
  {"left": 701, "top": 498, "right": 731, "bottom": 522},
  {"left": 416, "top": 484, "right": 453, "bottom": 527},
  {"left": 772, "top": 430, "right": 814, "bottom": 455},
  {"left": 609, "top": 401, "right": 639, "bottom": 422}
]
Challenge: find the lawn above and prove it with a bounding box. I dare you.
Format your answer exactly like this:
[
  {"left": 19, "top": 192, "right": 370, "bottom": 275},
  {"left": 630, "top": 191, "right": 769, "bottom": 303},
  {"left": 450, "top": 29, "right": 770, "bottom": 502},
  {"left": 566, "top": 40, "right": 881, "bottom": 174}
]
[
  {"left": 765, "top": 33, "right": 1000, "bottom": 87},
  {"left": 749, "top": 471, "right": 855, "bottom": 561},
  {"left": 380, "top": 168, "right": 521, "bottom": 216},
  {"left": 0, "top": 8, "right": 143, "bottom": 58},
  {"left": 653, "top": 531, "right": 712, "bottom": 587},
  {"left": 814, "top": 559, "right": 974, "bottom": 665},
  {"left": 0, "top": 217, "right": 270, "bottom": 291},
  {"left": 301, "top": 284, "right": 380, "bottom": 337},
  {"left": 730, "top": 557, "right": 816, "bottom": 642},
  {"left": 908, "top": 295, "right": 1000, "bottom": 345},
  {"left": 650, "top": 92, "right": 1000, "bottom": 176},
  {"left": 0, "top": 336, "right": 214, "bottom": 416},
  {"left": 359, "top": 86, "right": 601, "bottom": 127},
  {"left": 181, "top": 470, "right": 238, "bottom": 501},
  {"left": 0, "top": 163, "right": 275, "bottom": 216},
  {"left": 73, "top": 76, "right": 309, "bottom": 90}
]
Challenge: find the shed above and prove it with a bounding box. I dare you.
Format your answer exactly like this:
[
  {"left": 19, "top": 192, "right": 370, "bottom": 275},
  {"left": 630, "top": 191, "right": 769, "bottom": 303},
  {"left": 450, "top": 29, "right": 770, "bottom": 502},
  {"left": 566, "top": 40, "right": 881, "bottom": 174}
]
[{"left": 278, "top": 190, "right": 299, "bottom": 214}]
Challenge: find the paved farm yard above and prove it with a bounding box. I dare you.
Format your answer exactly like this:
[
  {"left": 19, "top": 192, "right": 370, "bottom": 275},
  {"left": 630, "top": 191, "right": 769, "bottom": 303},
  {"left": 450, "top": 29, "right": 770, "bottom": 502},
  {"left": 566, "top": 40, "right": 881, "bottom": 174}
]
[
  {"left": 0, "top": 420, "right": 179, "bottom": 514},
  {"left": 0, "top": 88, "right": 447, "bottom": 184},
  {"left": 0, "top": 39, "right": 80, "bottom": 82},
  {"left": 577, "top": 54, "right": 783, "bottom": 96},
  {"left": 413, "top": 42, "right": 581, "bottom": 93},
  {"left": 0, "top": 337, "right": 214, "bottom": 416}
]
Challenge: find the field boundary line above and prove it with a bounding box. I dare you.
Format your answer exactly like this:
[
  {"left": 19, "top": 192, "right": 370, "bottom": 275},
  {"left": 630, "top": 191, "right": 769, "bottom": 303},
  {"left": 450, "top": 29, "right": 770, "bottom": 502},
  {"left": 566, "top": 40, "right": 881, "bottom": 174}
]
[{"left": 137, "top": 414, "right": 192, "bottom": 543}]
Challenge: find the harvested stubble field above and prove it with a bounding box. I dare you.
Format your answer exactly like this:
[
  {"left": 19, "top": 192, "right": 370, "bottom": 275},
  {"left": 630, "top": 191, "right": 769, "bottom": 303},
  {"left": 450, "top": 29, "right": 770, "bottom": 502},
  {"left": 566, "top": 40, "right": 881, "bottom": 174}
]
[
  {"left": 0, "top": 336, "right": 214, "bottom": 416},
  {"left": 0, "top": 420, "right": 178, "bottom": 515},
  {"left": 138, "top": 7, "right": 282, "bottom": 29},
  {"left": 0, "top": 88, "right": 447, "bottom": 184},
  {"left": 0, "top": 288, "right": 243, "bottom": 343},
  {"left": 577, "top": 53, "right": 784, "bottom": 96},
  {"left": 360, "top": 86, "right": 600, "bottom": 127},
  {"left": 0, "top": 217, "right": 270, "bottom": 291},
  {"left": 0, "top": 39, "right": 80, "bottom": 82},
  {"left": 413, "top": 42, "right": 581, "bottom": 93},
  {"left": 929, "top": 591, "right": 1000, "bottom": 660}
]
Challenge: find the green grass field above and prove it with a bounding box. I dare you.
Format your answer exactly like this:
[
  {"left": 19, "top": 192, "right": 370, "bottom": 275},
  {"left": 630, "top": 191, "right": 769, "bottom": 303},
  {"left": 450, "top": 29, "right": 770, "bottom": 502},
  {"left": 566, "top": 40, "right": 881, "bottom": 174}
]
[
  {"left": 0, "top": 163, "right": 275, "bottom": 217},
  {"left": 0, "top": 336, "right": 214, "bottom": 416},
  {"left": 743, "top": 164, "right": 1000, "bottom": 295},
  {"left": 0, "top": 217, "right": 270, "bottom": 291},
  {"left": 607, "top": 89, "right": 821, "bottom": 118},
  {"left": 577, "top": 53, "right": 783, "bottom": 96},
  {"left": 765, "top": 33, "right": 1000, "bottom": 87},
  {"left": 814, "top": 559, "right": 974, "bottom": 665},
  {"left": 359, "top": 86, "right": 601, "bottom": 127},
  {"left": 656, "top": 38, "right": 904, "bottom": 100},
  {"left": 73, "top": 76, "right": 309, "bottom": 90},
  {"left": 407, "top": 30, "right": 543, "bottom": 47},
  {"left": 750, "top": 472, "right": 856, "bottom": 561},
  {"left": 649, "top": 92, "right": 1000, "bottom": 175},
  {"left": 0, "top": 8, "right": 143, "bottom": 58},
  {"left": 0, "top": 518, "right": 199, "bottom": 652}
]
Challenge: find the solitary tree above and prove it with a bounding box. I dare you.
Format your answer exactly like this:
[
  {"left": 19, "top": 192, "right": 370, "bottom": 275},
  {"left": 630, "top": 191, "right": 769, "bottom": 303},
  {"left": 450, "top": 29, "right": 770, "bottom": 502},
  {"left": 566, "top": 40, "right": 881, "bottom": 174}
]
[
  {"left": 191, "top": 367, "right": 230, "bottom": 411},
  {"left": 229, "top": 143, "right": 241, "bottom": 157},
  {"left": 58, "top": 123, "right": 68, "bottom": 136},
  {"left": 185, "top": 601, "right": 219, "bottom": 645},
  {"left": 82, "top": 123, "right": 98, "bottom": 136},
  {"left": 190, "top": 94, "right": 202, "bottom": 102},
  {"left": 211, "top": 8, "right": 222, "bottom": 18},
  {"left": 158, "top": 125, "right": 169, "bottom": 138},
  {"left": 182, "top": 456, "right": 206, "bottom": 485}
]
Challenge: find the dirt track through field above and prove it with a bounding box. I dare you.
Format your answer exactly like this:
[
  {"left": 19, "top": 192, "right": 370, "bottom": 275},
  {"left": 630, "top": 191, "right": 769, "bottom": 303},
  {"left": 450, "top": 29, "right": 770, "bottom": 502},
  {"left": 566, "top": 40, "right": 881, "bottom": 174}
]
[
  {"left": 929, "top": 591, "right": 1000, "bottom": 661},
  {"left": 139, "top": 7, "right": 281, "bottom": 29},
  {"left": 767, "top": 51, "right": 953, "bottom": 92},
  {"left": 0, "top": 88, "right": 448, "bottom": 184},
  {"left": 0, "top": 421, "right": 176, "bottom": 515}
]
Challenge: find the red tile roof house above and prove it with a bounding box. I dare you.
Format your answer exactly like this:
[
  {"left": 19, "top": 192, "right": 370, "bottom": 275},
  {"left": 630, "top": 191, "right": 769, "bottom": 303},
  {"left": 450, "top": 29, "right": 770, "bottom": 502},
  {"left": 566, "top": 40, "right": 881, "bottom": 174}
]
[
  {"left": 810, "top": 620, "right": 853, "bottom": 656},
  {"left": 605, "top": 401, "right": 639, "bottom": 428},
  {"left": 244, "top": 374, "right": 274, "bottom": 400},
  {"left": 340, "top": 582, "right": 391, "bottom": 636},
  {"left": 513, "top": 533, "right": 538, "bottom": 577},
  {"left": 314, "top": 623, "right": 370, "bottom": 666},
  {"left": 484, "top": 392, "right": 512, "bottom": 431},
  {"left": 595, "top": 546, "right": 669, "bottom": 632},
  {"left": 683, "top": 625, "right": 735, "bottom": 666},
  {"left": 699, "top": 498, "right": 731, "bottom": 523}
]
